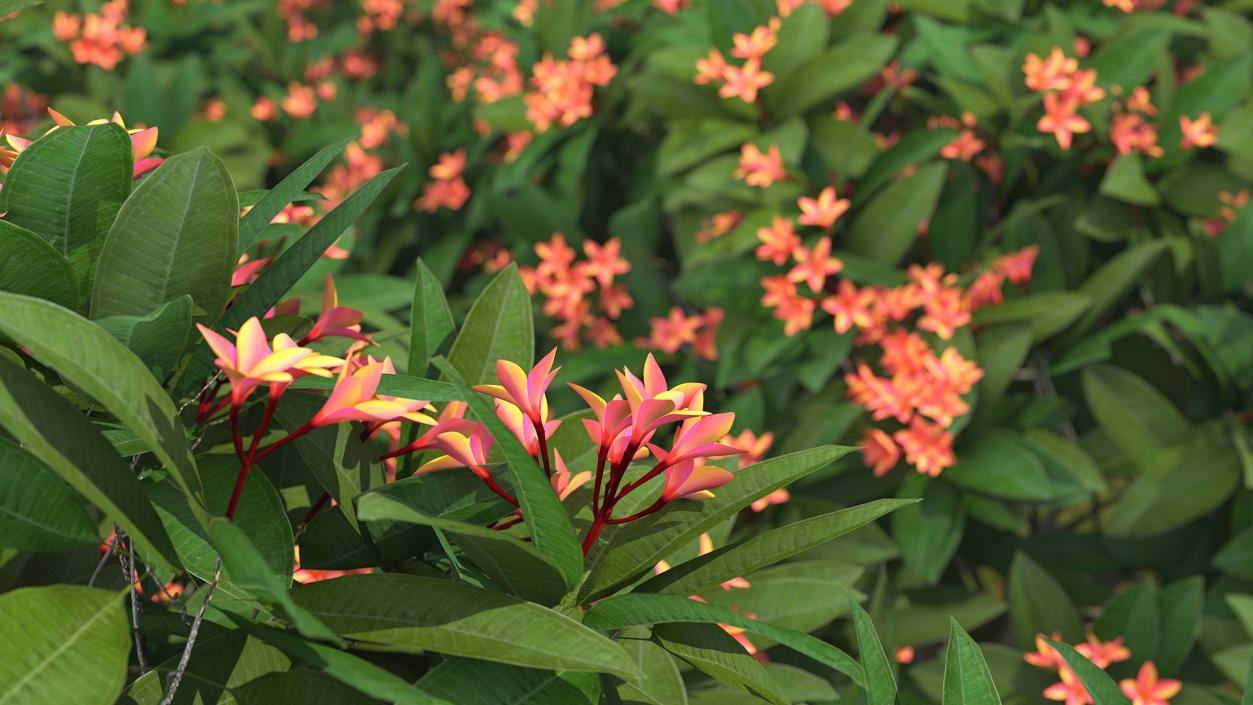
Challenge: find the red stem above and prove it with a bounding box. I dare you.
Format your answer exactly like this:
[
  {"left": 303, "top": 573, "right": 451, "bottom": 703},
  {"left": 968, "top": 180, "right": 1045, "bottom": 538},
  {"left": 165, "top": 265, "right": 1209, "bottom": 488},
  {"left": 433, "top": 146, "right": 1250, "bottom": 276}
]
[
  {"left": 532, "top": 416, "right": 553, "bottom": 478},
  {"left": 591, "top": 445, "right": 608, "bottom": 515},
  {"left": 582, "top": 515, "right": 607, "bottom": 555},
  {"left": 252, "top": 422, "right": 314, "bottom": 464},
  {"left": 302, "top": 492, "right": 331, "bottom": 525},
  {"left": 474, "top": 467, "right": 519, "bottom": 507},
  {"left": 614, "top": 460, "right": 670, "bottom": 503},
  {"left": 228, "top": 404, "right": 245, "bottom": 462},
  {"left": 607, "top": 496, "right": 668, "bottom": 524},
  {"left": 225, "top": 396, "right": 279, "bottom": 520}
]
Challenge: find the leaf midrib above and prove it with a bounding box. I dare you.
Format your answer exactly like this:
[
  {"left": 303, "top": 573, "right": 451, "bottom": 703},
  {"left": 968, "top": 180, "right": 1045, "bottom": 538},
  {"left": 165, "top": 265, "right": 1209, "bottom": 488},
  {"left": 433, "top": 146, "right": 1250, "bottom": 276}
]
[{"left": 0, "top": 595, "right": 119, "bottom": 704}]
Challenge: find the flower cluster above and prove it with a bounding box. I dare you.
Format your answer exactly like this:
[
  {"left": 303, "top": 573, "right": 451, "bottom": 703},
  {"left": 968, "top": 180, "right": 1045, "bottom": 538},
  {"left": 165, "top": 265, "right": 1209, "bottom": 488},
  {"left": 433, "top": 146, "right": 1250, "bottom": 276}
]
[
  {"left": 638, "top": 307, "right": 724, "bottom": 362},
  {"left": 1110, "top": 87, "right": 1162, "bottom": 158},
  {"left": 1204, "top": 190, "right": 1250, "bottom": 238},
  {"left": 0, "top": 84, "right": 46, "bottom": 136},
  {"left": 1, "top": 108, "right": 161, "bottom": 179},
  {"left": 52, "top": 0, "right": 145, "bottom": 71},
  {"left": 1026, "top": 632, "right": 1179, "bottom": 705},
  {"left": 524, "top": 34, "right": 617, "bottom": 133},
  {"left": 518, "top": 233, "right": 633, "bottom": 351},
  {"left": 694, "top": 20, "right": 778, "bottom": 105},
  {"left": 415, "top": 150, "right": 471, "bottom": 213},
  {"left": 1023, "top": 48, "right": 1106, "bottom": 150},
  {"left": 736, "top": 143, "right": 788, "bottom": 188},
  {"left": 776, "top": 0, "right": 853, "bottom": 16},
  {"left": 447, "top": 33, "right": 524, "bottom": 105}
]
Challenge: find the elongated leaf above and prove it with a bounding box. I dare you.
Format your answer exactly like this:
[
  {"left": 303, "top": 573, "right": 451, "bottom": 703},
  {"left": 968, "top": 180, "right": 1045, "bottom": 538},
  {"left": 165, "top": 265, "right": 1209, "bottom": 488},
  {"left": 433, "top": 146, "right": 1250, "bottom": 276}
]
[
  {"left": 972, "top": 292, "right": 1091, "bottom": 343},
  {"left": 293, "top": 373, "right": 460, "bottom": 401},
  {"left": 1008, "top": 552, "right": 1082, "bottom": 648},
  {"left": 446, "top": 264, "right": 534, "bottom": 385},
  {"left": 0, "top": 585, "right": 129, "bottom": 705},
  {"left": 0, "top": 220, "right": 78, "bottom": 309},
  {"left": 845, "top": 162, "right": 947, "bottom": 264},
  {"left": 418, "top": 659, "right": 598, "bottom": 705},
  {"left": 177, "top": 166, "right": 402, "bottom": 396},
  {"left": 0, "top": 355, "right": 178, "bottom": 569},
  {"left": 1064, "top": 240, "right": 1168, "bottom": 342},
  {"left": 1082, "top": 365, "right": 1191, "bottom": 473},
  {"left": 944, "top": 431, "right": 1053, "bottom": 501},
  {"left": 1215, "top": 526, "right": 1253, "bottom": 581},
  {"left": 1048, "top": 641, "right": 1131, "bottom": 705},
  {"left": 96, "top": 295, "right": 193, "bottom": 380},
  {"left": 0, "top": 123, "right": 132, "bottom": 255},
  {"left": 853, "top": 606, "right": 896, "bottom": 705},
  {"left": 92, "top": 147, "right": 239, "bottom": 319},
  {"left": 652, "top": 623, "right": 788, "bottom": 705},
  {"left": 582, "top": 593, "right": 864, "bottom": 684},
  {"left": 235, "top": 671, "right": 384, "bottom": 705},
  {"left": 943, "top": 620, "right": 1002, "bottom": 705},
  {"left": 409, "top": 258, "right": 454, "bottom": 377},
  {"left": 1105, "top": 441, "right": 1240, "bottom": 537},
  {"left": 0, "top": 437, "right": 97, "bottom": 551},
  {"left": 768, "top": 34, "right": 899, "bottom": 119},
  {"left": 0, "top": 292, "right": 204, "bottom": 512},
  {"left": 357, "top": 493, "right": 567, "bottom": 604},
  {"left": 638, "top": 498, "right": 913, "bottom": 596},
  {"left": 619, "top": 640, "right": 687, "bottom": 705},
  {"left": 892, "top": 476, "right": 963, "bottom": 584},
  {"left": 583, "top": 445, "right": 851, "bottom": 600},
  {"left": 434, "top": 357, "right": 583, "bottom": 586},
  {"left": 238, "top": 139, "right": 350, "bottom": 254},
  {"left": 210, "top": 517, "right": 341, "bottom": 644},
  {"left": 119, "top": 631, "right": 292, "bottom": 705},
  {"left": 290, "top": 573, "right": 638, "bottom": 679},
  {"left": 226, "top": 617, "right": 451, "bottom": 705},
  {"left": 1155, "top": 577, "right": 1203, "bottom": 674}
]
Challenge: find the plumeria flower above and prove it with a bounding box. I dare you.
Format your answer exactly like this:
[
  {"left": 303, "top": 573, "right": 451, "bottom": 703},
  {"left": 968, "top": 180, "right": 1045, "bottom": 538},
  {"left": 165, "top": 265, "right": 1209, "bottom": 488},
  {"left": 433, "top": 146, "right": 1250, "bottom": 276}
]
[
  {"left": 788, "top": 237, "right": 843, "bottom": 293},
  {"left": 1037, "top": 93, "right": 1090, "bottom": 150},
  {"left": 797, "top": 187, "right": 851, "bottom": 229},
  {"left": 311, "top": 358, "right": 425, "bottom": 426},
  {"left": 1119, "top": 661, "right": 1181, "bottom": 705},
  {"left": 7, "top": 108, "right": 161, "bottom": 178},
  {"left": 735, "top": 143, "right": 786, "bottom": 187},
  {"left": 694, "top": 49, "right": 729, "bottom": 85},
  {"left": 495, "top": 399, "right": 562, "bottom": 457},
  {"left": 1179, "top": 113, "right": 1218, "bottom": 150},
  {"left": 379, "top": 401, "right": 475, "bottom": 464},
  {"left": 304, "top": 274, "right": 368, "bottom": 343},
  {"left": 474, "top": 349, "right": 560, "bottom": 424},
  {"left": 821, "top": 279, "right": 875, "bottom": 334},
  {"left": 197, "top": 318, "right": 340, "bottom": 406},
  {"left": 750, "top": 488, "right": 790, "bottom": 512},
  {"left": 551, "top": 450, "right": 591, "bottom": 501},
  {"left": 756, "top": 216, "right": 802, "bottom": 265},
  {"left": 730, "top": 23, "right": 778, "bottom": 61}
]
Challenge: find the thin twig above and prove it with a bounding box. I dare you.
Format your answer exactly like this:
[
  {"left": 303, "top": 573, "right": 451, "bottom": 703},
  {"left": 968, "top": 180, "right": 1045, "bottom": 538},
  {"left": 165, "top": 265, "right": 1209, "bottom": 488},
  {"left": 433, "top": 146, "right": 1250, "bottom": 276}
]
[
  {"left": 88, "top": 532, "right": 118, "bottom": 588},
  {"left": 159, "top": 557, "right": 221, "bottom": 705},
  {"left": 116, "top": 533, "right": 148, "bottom": 672}
]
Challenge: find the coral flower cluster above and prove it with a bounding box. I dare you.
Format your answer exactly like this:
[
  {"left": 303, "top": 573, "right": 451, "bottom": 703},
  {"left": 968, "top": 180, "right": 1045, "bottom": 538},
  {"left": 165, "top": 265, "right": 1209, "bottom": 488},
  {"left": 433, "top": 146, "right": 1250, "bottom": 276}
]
[
  {"left": 518, "top": 233, "right": 634, "bottom": 351},
  {"left": 1110, "top": 87, "right": 1163, "bottom": 158},
  {"left": 1022, "top": 48, "right": 1106, "bottom": 150},
  {"left": 1025, "top": 633, "right": 1179, "bottom": 705},
  {"left": 695, "top": 19, "right": 779, "bottom": 105},
  {"left": 52, "top": 0, "right": 145, "bottom": 71},
  {"left": 525, "top": 33, "right": 617, "bottom": 133},
  {"left": 416, "top": 149, "right": 471, "bottom": 212}
]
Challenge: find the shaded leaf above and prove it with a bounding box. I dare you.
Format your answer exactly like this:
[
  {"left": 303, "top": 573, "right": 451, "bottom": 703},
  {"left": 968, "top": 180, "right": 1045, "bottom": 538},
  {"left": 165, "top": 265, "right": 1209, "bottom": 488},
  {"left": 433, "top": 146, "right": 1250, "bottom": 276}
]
[
  {"left": 409, "top": 257, "right": 454, "bottom": 377},
  {"left": 0, "top": 437, "right": 97, "bottom": 551},
  {"left": 96, "top": 295, "right": 193, "bottom": 380},
  {"left": 845, "top": 162, "right": 947, "bottom": 264},
  {"left": 652, "top": 622, "right": 788, "bottom": 705},
  {"left": 1008, "top": 552, "right": 1082, "bottom": 648},
  {"left": 238, "top": 139, "right": 350, "bottom": 254},
  {"left": 0, "top": 220, "right": 78, "bottom": 309}
]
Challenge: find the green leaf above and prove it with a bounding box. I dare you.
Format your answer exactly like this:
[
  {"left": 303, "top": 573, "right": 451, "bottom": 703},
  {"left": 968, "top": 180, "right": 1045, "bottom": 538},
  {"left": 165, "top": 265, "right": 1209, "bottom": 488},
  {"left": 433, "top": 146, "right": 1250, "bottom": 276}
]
[
  {"left": 150, "top": 454, "right": 292, "bottom": 598},
  {"left": 0, "top": 437, "right": 97, "bottom": 551},
  {"left": 0, "top": 124, "right": 132, "bottom": 255},
  {"left": 356, "top": 493, "right": 567, "bottom": 605},
  {"left": 761, "top": 4, "right": 829, "bottom": 81},
  {"left": 210, "top": 517, "right": 342, "bottom": 644},
  {"left": 1215, "top": 526, "right": 1253, "bottom": 581},
  {"left": 0, "top": 587, "right": 127, "bottom": 705},
  {"left": 238, "top": 139, "right": 350, "bottom": 254},
  {"left": 582, "top": 593, "right": 864, "bottom": 685},
  {"left": 118, "top": 631, "right": 292, "bottom": 705},
  {"left": 619, "top": 640, "right": 687, "bottom": 705},
  {"left": 1156, "top": 577, "right": 1204, "bottom": 674},
  {"left": 651, "top": 623, "right": 788, "bottom": 705},
  {"left": 1100, "top": 154, "right": 1160, "bottom": 206},
  {"left": 1081, "top": 365, "right": 1191, "bottom": 472},
  {"left": 582, "top": 446, "right": 852, "bottom": 600},
  {"left": 853, "top": 606, "right": 896, "bottom": 705},
  {"left": 0, "top": 220, "right": 79, "bottom": 309},
  {"left": 418, "top": 659, "right": 598, "bottom": 705},
  {"left": 434, "top": 357, "right": 584, "bottom": 587},
  {"left": 446, "top": 264, "right": 534, "bottom": 385},
  {"left": 892, "top": 476, "right": 963, "bottom": 584},
  {"left": 1064, "top": 240, "right": 1169, "bottom": 342},
  {"left": 409, "top": 258, "right": 454, "bottom": 376},
  {"left": 845, "top": 162, "right": 947, "bottom": 264},
  {"left": 0, "top": 292, "right": 204, "bottom": 512},
  {"left": 971, "top": 292, "right": 1091, "bottom": 343},
  {"left": 767, "top": 34, "right": 900, "bottom": 119},
  {"left": 289, "top": 573, "right": 638, "bottom": 679},
  {"left": 0, "top": 0, "right": 44, "bottom": 13},
  {"left": 944, "top": 431, "right": 1054, "bottom": 501},
  {"left": 96, "top": 295, "right": 193, "bottom": 380},
  {"left": 1105, "top": 441, "right": 1240, "bottom": 538},
  {"left": 92, "top": 147, "right": 239, "bottom": 319},
  {"left": 177, "top": 166, "right": 402, "bottom": 397},
  {"left": 235, "top": 671, "right": 385, "bottom": 705},
  {"left": 703, "top": 560, "right": 863, "bottom": 634},
  {"left": 1048, "top": 640, "right": 1132, "bottom": 705},
  {"left": 1022, "top": 430, "right": 1108, "bottom": 495},
  {"left": 0, "top": 355, "right": 179, "bottom": 569},
  {"left": 1008, "top": 552, "right": 1083, "bottom": 648},
  {"left": 914, "top": 16, "right": 982, "bottom": 84},
  {"left": 637, "top": 498, "right": 914, "bottom": 596},
  {"left": 943, "top": 619, "right": 1002, "bottom": 705},
  {"left": 1088, "top": 27, "right": 1172, "bottom": 92},
  {"left": 973, "top": 323, "right": 1032, "bottom": 411}
]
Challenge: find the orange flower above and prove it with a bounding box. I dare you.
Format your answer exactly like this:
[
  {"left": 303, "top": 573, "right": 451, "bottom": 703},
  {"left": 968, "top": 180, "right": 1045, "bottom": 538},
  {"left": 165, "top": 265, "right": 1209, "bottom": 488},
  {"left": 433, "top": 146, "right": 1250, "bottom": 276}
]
[
  {"left": 1179, "top": 113, "right": 1218, "bottom": 150},
  {"left": 1024, "top": 632, "right": 1066, "bottom": 670},
  {"left": 724, "top": 429, "right": 773, "bottom": 469},
  {"left": 197, "top": 318, "right": 340, "bottom": 406},
  {"left": 1023, "top": 48, "right": 1078, "bottom": 93},
  {"left": 788, "top": 237, "right": 843, "bottom": 293},
  {"left": 735, "top": 143, "right": 787, "bottom": 187},
  {"left": 750, "top": 487, "right": 790, "bottom": 512},
  {"left": 1075, "top": 634, "right": 1131, "bottom": 669},
  {"left": 860, "top": 428, "right": 900, "bottom": 476},
  {"left": 1110, "top": 112, "right": 1163, "bottom": 157},
  {"left": 312, "top": 358, "right": 425, "bottom": 426},
  {"left": 639, "top": 307, "right": 701, "bottom": 354},
  {"left": 303, "top": 275, "right": 367, "bottom": 343},
  {"left": 821, "top": 279, "right": 874, "bottom": 334},
  {"left": 730, "top": 23, "right": 778, "bottom": 61},
  {"left": 756, "top": 216, "right": 801, "bottom": 265},
  {"left": 893, "top": 419, "right": 955, "bottom": 477},
  {"left": 797, "top": 187, "right": 851, "bottom": 229},
  {"left": 1044, "top": 666, "right": 1094, "bottom": 705},
  {"left": 1037, "top": 93, "right": 1090, "bottom": 150},
  {"left": 941, "top": 129, "right": 986, "bottom": 161},
  {"left": 918, "top": 287, "right": 970, "bottom": 341},
  {"left": 692, "top": 307, "right": 724, "bottom": 362},
  {"left": 720, "top": 58, "right": 774, "bottom": 104},
  {"left": 895, "top": 646, "right": 915, "bottom": 664},
  {"left": 994, "top": 245, "right": 1039, "bottom": 284},
  {"left": 694, "top": 49, "right": 729, "bottom": 85},
  {"left": 281, "top": 83, "right": 317, "bottom": 119},
  {"left": 1119, "top": 661, "right": 1181, "bottom": 705},
  {"left": 582, "top": 238, "right": 630, "bottom": 288},
  {"left": 474, "top": 348, "right": 560, "bottom": 424}
]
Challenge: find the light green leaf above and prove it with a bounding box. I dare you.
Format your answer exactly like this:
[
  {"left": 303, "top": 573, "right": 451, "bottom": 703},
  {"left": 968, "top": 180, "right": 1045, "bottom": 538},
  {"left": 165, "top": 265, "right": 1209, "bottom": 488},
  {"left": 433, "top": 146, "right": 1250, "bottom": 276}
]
[
  {"left": 582, "top": 593, "right": 864, "bottom": 684},
  {"left": 1048, "top": 640, "right": 1132, "bottom": 705},
  {"left": 0, "top": 123, "right": 132, "bottom": 255},
  {"left": 767, "top": 34, "right": 899, "bottom": 119},
  {"left": 845, "top": 162, "right": 947, "bottom": 264},
  {"left": 652, "top": 623, "right": 788, "bottom": 705},
  {"left": 0, "top": 292, "right": 204, "bottom": 513},
  {"left": 238, "top": 139, "right": 350, "bottom": 254},
  {"left": 92, "top": 147, "right": 239, "bottom": 319},
  {"left": 289, "top": 573, "right": 638, "bottom": 679},
  {"left": 409, "top": 258, "right": 454, "bottom": 377},
  {"left": 417, "top": 659, "right": 598, "bottom": 705},
  {"left": 118, "top": 631, "right": 291, "bottom": 705},
  {"left": 944, "top": 431, "right": 1054, "bottom": 501},
  {"left": 1008, "top": 552, "right": 1082, "bottom": 648},
  {"left": 973, "top": 323, "right": 1032, "bottom": 411},
  {"left": 638, "top": 498, "right": 913, "bottom": 596},
  {"left": 96, "top": 295, "right": 193, "bottom": 380},
  {"left": 0, "top": 438, "right": 97, "bottom": 551},
  {"left": 582, "top": 445, "right": 851, "bottom": 600},
  {"left": 1082, "top": 364, "right": 1191, "bottom": 473},
  {"left": 446, "top": 264, "right": 534, "bottom": 385},
  {"left": 1088, "top": 27, "right": 1171, "bottom": 92},
  {"left": 619, "top": 640, "right": 686, "bottom": 705},
  {"left": 0, "top": 585, "right": 129, "bottom": 705},
  {"left": 971, "top": 292, "right": 1091, "bottom": 343},
  {"left": 1100, "top": 154, "right": 1160, "bottom": 206},
  {"left": 943, "top": 619, "right": 1002, "bottom": 705},
  {"left": 434, "top": 357, "right": 584, "bottom": 587},
  {"left": 0, "top": 355, "right": 178, "bottom": 569},
  {"left": 761, "top": 4, "right": 829, "bottom": 81},
  {"left": 853, "top": 606, "right": 896, "bottom": 705},
  {"left": 0, "top": 220, "right": 78, "bottom": 309},
  {"left": 1105, "top": 441, "right": 1240, "bottom": 537}
]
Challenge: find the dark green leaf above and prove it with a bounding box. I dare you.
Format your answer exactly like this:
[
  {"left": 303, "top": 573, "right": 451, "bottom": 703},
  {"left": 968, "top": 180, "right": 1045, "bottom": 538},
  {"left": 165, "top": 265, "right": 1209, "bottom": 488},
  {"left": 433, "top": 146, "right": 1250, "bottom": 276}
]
[
  {"left": 1105, "top": 441, "right": 1240, "bottom": 538},
  {"left": 943, "top": 619, "right": 1002, "bottom": 705},
  {"left": 893, "top": 476, "right": 963, "bottom": 584},
  {"left": 418, "top": 659, "right": 598, "bottom": 705},
  {"left": 96, "top": 295, "right": 193, "bottom": 380},
  {"left": 238, "top": 139, "right": 350, "bottom": 254},
  {"left": 1156, "top": 577, "right": 1203, "bottom": 674},
  {"left": 1008, "top": 552, "right": 1083, "bottom": 648},
  {"left": 944, "top": 431, "right": 1054, "bottom": 501},
  {"left": 1100, "top": 154, "right": 1160, "bottom": 206},
  {"left": 1064, "top": 240, "right": 1168, "bottom": 342},
  {"left": 1048, "top": 640, "right": 1132, "bottom": 705},
  {"left": 119, "top": 631, "right": 291, "bottom": 705},
  {"left": 1081, "top": 364, "right": 1191, "bottom": 472},
  {"left": 235, "top": 671, "right": 385, "bottom": 705},
  {"left": 1215, "top": 526, "right": 1253, "bottom": 581},
  {"left": 409, "top": 258, "right": 454, "bottom": 377},
  {"left": 971, "top": 292, "right": 1090, "bottom": 343},
  {"left": 0, "top": 438, "right": 97, "bottom": 551},
  {"left": 845, "top": 162, "right": 947, "bottom": 264},
  {"left": 767, "top": 34, "right": 900, "bottom": 119},
  {"left": 853, "top": 605, "right": 896, "bottom": 705},
  {"left": 651, "top": 622, "right": 788, "bottom": 705},
  {"left": 0, "top": 220, "right": 78, "bottom": 309}
]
